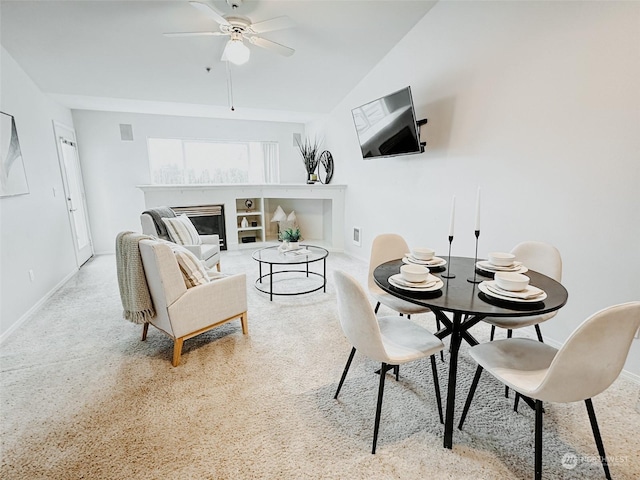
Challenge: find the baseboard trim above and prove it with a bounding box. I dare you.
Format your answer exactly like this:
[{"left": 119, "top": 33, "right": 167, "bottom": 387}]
[{"left": 0, "top": 268, "right": 78, "bottom": 344}]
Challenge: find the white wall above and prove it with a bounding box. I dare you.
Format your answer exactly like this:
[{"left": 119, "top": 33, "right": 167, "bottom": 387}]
[
  {"left": 310, "top": 1, "right": 640, "bottom": 375},
  {"left": 71, "top": 110, "right": 307, "bottom": 253},
  {"left": 0, "top": 47, "right": 78, "bottom": 338}
]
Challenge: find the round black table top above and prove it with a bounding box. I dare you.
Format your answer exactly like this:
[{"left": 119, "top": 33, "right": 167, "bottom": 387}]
[{"left": 373, "top": 256, "right": 568, "bottom": 318}]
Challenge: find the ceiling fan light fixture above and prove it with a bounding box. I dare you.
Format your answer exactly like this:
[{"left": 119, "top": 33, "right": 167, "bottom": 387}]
[{"left": 224, "top": 37, "right": 250, "bottom": 65}]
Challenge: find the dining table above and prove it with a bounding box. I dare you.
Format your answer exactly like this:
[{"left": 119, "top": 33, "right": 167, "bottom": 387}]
[{"left": 373, "top": 256, "right": 568, "bottom": 449}]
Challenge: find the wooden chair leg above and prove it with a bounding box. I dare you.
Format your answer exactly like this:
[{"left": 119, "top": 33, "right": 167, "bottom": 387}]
[
  {"left": 240, "top": 311, "right": 248, "bottom": 334},
  {"left": 172, "top": 337, "right": 184, "bottom": 367},
  {"left": 141, "top": 322, "right": 149, "bottom": 341},
  {"left": 216, "top": 261, "right": 221, "bottom": 272}
]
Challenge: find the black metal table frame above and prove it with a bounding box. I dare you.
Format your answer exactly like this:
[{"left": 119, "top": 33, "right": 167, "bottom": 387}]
[
  {"left": 254, "top": 245, "right": 328, "bottom": 301},
  {"left": 373, "top": 256, "right": 568, "bottom": 450}
]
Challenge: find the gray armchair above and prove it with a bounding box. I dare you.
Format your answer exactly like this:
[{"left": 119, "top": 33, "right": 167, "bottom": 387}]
[{"left": 141, "top": 208, "right": 221, "bottom": 271}]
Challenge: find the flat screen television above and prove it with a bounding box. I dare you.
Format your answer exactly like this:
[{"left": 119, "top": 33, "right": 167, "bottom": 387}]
[{"left": 351, "top": 86, "right": 423, "bottom": 159}]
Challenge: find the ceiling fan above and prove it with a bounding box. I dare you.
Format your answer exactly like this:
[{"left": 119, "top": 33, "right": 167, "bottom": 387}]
[{"left": 164, "top": 0, "right": 295, "bottom": 65}]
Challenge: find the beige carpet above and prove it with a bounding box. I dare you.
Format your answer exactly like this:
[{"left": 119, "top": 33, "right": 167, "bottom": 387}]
[{"left": 1, "top": 249, "right": 639, "bottom": 479}]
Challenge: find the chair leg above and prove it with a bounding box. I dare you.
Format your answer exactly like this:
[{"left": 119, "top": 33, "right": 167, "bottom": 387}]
[
  {"left": 458, "top": 365, "right": 483, "bottom": 430},
  {"left": 374, "top": 302, "right": 380, "bottom": 314},
  {"left": 216, "top": 261, "right": 221, "bottom": 272},
  {"left": 585, "top": 398, "right": 612, "bottom": 480},
  {"left": 434, "top": 317, "right": 444, "bottom": 361},
  {"left": 240, "top": 311, "right": 248, "bottom": 334},
  {"left": 535, "top": 324, "right": 544, "bottom": 342},
  {"left": 490, "top": 325, "right": 495, "bottom": 341},
  {"left": 141, "top": 322, "right": 149, "bottom": 341},
  {"left": 430, "top": 355, "right": 443, "bottom": 424},
  {"left": 514, "top": 392, "right": 521, "bottom": 412},
  {"left": 394, "top": 365, "right": 399, "bottom": 381},
  {"left": 505, "top": 329, "right": 513, "bottom": 398},
  {"left": 334, "top": 347, "right": 356, "bottom": 399},
  {"left": 172, "top": 337, "right": 184, "bottom": 367},
  {"left": 535, "top": 399, "right": 543, "bottom": 480},
  {"left": 372, "top": 362, "right": 388, "bottom": 454}
]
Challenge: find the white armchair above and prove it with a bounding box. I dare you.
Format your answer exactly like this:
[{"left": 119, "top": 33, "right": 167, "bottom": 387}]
[
  {"left": 141, "top": 210, "right": 221, "bottom": 270},
  {"left": 139, "top": 238, "right": 247, "bottom": 366}
]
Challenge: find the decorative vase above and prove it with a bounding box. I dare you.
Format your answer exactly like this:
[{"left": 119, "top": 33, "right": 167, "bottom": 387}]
[{"left": 241, "top": 217, "right": 249, "bottom": 228}]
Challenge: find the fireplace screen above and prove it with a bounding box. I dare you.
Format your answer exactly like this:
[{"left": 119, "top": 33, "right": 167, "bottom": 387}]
[{"left": 172, "top": 205, "right": 227, "bottom": 250}]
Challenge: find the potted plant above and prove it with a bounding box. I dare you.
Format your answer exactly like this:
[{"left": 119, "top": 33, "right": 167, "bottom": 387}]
[
  {"left": 281, "top": 227, "right": 302, "bottom": 250},
  {"left": 297, "top": 137, "right": 320, "bottom": 184}
]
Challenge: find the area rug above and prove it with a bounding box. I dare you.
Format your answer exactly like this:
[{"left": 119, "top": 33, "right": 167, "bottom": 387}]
[{"left": 1, "top": 250, "right": 638, "bottom": 479}]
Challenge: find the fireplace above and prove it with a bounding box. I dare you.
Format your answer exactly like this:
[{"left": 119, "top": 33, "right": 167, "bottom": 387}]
[{"left": 172, "top": 205, "right": 227, "bottom": 250}]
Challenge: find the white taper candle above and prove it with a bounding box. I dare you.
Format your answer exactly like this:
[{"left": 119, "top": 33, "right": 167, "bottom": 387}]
[
  {"left": 475, "top": 187, "right": 481, "bottom": 231},
  {"left": 449, "top": 196, "right": 456, "bottom": 237}
]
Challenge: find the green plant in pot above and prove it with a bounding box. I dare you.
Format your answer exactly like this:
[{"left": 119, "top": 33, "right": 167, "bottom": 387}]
[
  {"left": 297, "top": 137, "right": 320, "bottom": 184},
  {"left": 281, "top": 227, "right": 302, "bottom": 249}
]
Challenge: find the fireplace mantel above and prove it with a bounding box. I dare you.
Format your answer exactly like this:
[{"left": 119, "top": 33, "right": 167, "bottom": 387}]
[{"left": 137, "top": 184, "right": 346, "bottom": 250}]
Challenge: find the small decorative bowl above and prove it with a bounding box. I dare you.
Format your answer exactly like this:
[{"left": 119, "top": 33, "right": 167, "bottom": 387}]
[
  {"left": 412, "top": 247, "right": 435, "bottom": 261},
  {"left": 488, "top": 252, "right": 516, "bottom": 267},
  {"left": 400, "top": 264, "right": 430, "bottom": 283},
  {"left": 494, "top": 272, "right": 530, "bottom": 292}
]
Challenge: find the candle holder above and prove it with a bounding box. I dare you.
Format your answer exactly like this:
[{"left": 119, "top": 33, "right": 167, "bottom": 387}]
[
  {"left": 441, "top": 235, "right": 456, "bottom": 279},
  {"left": 467, "top": 230, "right": 482, "bottom": 283}
]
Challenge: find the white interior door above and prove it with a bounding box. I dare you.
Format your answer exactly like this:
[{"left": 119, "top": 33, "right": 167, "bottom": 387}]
[{"left": 54, "top": 122, "right": 93, "bottom": 266}]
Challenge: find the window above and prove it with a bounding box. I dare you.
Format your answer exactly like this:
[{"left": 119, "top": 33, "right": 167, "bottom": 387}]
[{"left": 147, "top": 138, "right": 280, "bottom": 185}]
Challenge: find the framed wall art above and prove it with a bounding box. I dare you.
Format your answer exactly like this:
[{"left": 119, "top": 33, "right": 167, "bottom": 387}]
[{"left": 1, "top": 112, "right": 29, "bottom": 197}]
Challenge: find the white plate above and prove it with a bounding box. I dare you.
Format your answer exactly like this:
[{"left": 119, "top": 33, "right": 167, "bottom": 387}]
[
  {"left": 403, "top": 255, "right": 447, "bottom": 268},
  {"left": 476, "top": 260, "right": 528, "bottom": 274},
  {"left": 478, "top": 281, "right": 547, "bottom": 303},
  {"left": 389, "top": 274, "right": 443, "bottom": 292}
]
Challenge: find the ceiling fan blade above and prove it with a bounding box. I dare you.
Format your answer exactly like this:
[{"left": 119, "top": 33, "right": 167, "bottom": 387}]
[
  {"left": 163, "top": 32, "right": 225, "bottom": 37},
  {"left": 189, "top": 1, "right": 230, "bottom": 27},
  {"left": 249, "top": 16, "right": 294, "bottom": 34},
  {"left": 249, "top": 36, "right": 295, "bottom": 57}
]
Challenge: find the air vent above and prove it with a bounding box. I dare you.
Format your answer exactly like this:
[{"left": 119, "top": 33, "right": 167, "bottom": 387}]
[{"left": 119, "top": 124, "right": 134, "bottom": 141}]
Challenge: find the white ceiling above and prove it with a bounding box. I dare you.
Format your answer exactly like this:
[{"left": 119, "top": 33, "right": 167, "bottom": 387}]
[{"left": 1, "top": 0, "right": 437, "bottom": 122}]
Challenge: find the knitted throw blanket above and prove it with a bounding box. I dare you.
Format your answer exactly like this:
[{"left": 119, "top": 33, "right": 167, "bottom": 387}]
[
  {"left": 116, "top": 231, "right": 156, "bottom": 324},
  {"left": 142, "top": 207, "right": 175, "bottom": 241}
]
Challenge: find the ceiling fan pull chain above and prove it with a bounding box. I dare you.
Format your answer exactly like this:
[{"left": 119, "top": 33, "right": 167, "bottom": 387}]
[{"left": 226, "top": 61, "right": 235, "bottom": 112}]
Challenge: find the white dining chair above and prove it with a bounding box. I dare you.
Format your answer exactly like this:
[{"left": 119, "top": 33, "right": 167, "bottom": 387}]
[
  {"left": 333, "top": 270, "right": 445, "bottom": 454},
  {"left": 368, "top": 234, "right": 443, "bottom": 358},
  {"left": 482, "top": 241, "right": 562, "bottom": 400},
  {"left": 458, "top": 301, "right": 640, "bottom": 480},
  {"left": 484, "top": 241, "right": 562, "bottom": 343}
]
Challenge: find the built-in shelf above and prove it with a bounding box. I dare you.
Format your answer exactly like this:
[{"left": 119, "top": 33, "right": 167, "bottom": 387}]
[{"left": 138, "top": 184, "right": 346, "bottom": 251}]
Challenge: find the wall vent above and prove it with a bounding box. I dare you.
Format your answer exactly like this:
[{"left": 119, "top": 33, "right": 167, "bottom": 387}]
[
  {"left": 119, "top": 124, "right": 134, "bottom": 141},
  {"left": 352, "top": 226, "right": 362, "bottom": 246}
]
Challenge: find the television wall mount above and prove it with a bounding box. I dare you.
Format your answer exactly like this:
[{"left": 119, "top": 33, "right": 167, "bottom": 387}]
[{"left": 417, "top": 118, "right": 428, "bottom": 151}]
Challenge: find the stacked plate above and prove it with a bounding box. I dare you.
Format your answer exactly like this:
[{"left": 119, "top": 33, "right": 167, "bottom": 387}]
[
  {"left": 403, "top": 254, "right": 447, "bottom": 268},
  {"left": 478, "top": 280, "right": 547, "bottom": 303},
  {"left": 388, "top": 273, "right": 444, "bottom": 292},
  {"left": 476, "top": 260, "right": 528, "bottom": 275}
]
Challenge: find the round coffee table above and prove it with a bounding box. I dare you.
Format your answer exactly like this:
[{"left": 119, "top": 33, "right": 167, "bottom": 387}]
[{"left": 252, "top": 245, "right": 329, "bottom": 301}]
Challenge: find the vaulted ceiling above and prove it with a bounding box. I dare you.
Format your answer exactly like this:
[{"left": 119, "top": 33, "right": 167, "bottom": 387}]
[{"left": 1, "top": 0, "right": 437, "bottom": 122}]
